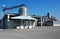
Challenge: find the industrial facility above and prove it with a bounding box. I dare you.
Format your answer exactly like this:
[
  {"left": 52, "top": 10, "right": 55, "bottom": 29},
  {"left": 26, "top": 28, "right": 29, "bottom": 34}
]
[
  {"left": 0, "top": 4, "right": 37, "bottom": 29},
  {"left": 0, "top": 4, "right": 60, "bottom": 29},
  {"left": 32, "top": 12, "right": 57, "bottom": 26}
]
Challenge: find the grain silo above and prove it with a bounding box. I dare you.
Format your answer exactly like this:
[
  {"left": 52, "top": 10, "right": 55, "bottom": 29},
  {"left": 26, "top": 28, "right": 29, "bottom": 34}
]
[{"left": 19, "top": 4, "right": 27, "bottom": 16}]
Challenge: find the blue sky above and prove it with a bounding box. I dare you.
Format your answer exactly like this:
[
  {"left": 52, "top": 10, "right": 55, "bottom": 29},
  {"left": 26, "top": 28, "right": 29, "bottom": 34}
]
[{"left": 0, "top": 0, "right": 60, "bottom": 20}]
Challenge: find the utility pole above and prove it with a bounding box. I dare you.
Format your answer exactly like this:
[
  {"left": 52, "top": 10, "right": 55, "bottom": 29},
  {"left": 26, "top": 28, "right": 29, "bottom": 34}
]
[{"left": 41, "top": 17, "right": 42, "bottom": 27}]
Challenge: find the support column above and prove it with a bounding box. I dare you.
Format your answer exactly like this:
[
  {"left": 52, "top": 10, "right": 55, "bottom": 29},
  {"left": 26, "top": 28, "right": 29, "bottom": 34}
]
[
  {"left": 20, "top": 19, "right": 24, "bottom": 29},
  {"left": 7, "top": 14, "right": 10, "bottom": 29},
  {"left": 25, "top": 21, "right": 28, "bottom": 29},
  {"left": 7, "top": 14, "right": 10, "bottom": 21},
  {"left": 33, "top": 20, "right": 37, "bottom": 27},
  {"left": 29, "top": 20, "right": 32, "bottom": 29},
  {"left": 41, "top": 17, "right": 43, "bottom": 27},
  {"left": 17, "top": 20, "right": 20, "bottom": 29},
  {"left": 33, "top": 21, "right": 36, "bottom": 27}
]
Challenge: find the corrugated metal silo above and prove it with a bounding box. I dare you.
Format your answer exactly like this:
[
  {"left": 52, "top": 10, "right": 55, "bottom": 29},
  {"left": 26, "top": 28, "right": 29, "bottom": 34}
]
[{"left": 19, "top": 4, "right": 27, "bottom": 16}]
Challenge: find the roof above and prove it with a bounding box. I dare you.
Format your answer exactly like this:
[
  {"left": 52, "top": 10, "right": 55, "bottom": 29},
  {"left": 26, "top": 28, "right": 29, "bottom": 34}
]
[
  {"left": 5, "top": 13, "right": 18, "bottom": 15},
  {"left": 53, "top": 21, "right": 60, "bottom": 23},
  {"left": 32, "top": 15, "right": 47, "bottom": 18},
  {"left": 11, "top": 16, "right": 37, "bottom": 20},
  {"left": 0, "top": 11, "right": 18, "bottom": 20}
]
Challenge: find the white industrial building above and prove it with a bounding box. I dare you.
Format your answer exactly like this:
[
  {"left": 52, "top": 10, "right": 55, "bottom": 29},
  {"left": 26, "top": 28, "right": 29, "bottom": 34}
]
[
  {"left": 53, "top": 21, "right": 60, "bottom": 26},
  {"left": 0, "top": 4, "right": 37, "bottom": 29}
]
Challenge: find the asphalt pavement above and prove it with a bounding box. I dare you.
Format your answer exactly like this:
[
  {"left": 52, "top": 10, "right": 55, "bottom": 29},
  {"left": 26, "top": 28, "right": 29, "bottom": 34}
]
[{"left": 0, "top": 26, "right": 60, "bottom": 39}]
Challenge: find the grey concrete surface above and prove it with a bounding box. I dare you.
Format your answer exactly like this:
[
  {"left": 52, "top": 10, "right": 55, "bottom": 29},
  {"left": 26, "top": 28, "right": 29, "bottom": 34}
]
[{"left": 0, "top": 26, "right": 60, "bottom": 39}]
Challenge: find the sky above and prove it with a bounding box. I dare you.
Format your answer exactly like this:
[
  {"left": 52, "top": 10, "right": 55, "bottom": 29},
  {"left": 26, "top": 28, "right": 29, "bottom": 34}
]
[{"left": 0, "top": 0, "right": 60, "bottom": 20}]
